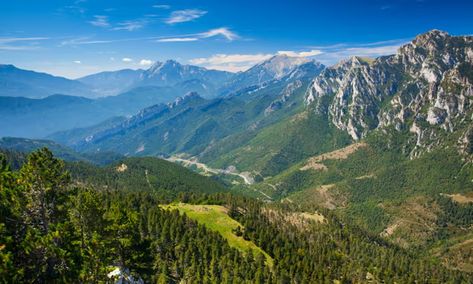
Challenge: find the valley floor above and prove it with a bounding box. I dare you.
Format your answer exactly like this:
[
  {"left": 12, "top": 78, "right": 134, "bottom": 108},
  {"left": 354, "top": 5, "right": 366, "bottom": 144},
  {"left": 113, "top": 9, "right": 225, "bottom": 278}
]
[{"left": 165, "top": 155, "right": 254, "bottom": 185}]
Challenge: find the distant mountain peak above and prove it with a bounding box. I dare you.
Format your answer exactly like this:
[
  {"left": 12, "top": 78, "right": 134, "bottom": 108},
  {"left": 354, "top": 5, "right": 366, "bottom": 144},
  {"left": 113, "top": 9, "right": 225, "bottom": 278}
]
[
  {"left": 147, "top": 60, "right": 191, "bottom": 74},
  {"left": 256, "top": 54, "right": 311, "bottom": 78},
  {"left": 163, "top": 59, "right": 180, "bottom": 65},
  {"left": 218, "top": 53, "right": 323, "bottom": 96},
  {"left": 136, "top": 59, "right": 232, "bottom": 95}
]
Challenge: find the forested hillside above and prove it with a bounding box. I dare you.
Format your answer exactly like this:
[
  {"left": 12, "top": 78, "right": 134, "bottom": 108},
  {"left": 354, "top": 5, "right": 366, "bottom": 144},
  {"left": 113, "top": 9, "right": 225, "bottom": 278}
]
[{"left": 0, "top": 148, "right": 471, "bottom": 282}]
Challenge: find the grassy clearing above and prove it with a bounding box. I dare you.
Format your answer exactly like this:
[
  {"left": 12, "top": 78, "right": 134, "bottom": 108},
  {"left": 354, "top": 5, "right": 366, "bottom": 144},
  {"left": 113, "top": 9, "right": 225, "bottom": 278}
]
[
  {"left": 300, "top": 142, "right": 367, "bottom": 171},
  {"left": 441, "top": 192, "right": 473, "bottom": 204},
  {"left": 160, "top": 203, "right": 273, "bottom": 266}
]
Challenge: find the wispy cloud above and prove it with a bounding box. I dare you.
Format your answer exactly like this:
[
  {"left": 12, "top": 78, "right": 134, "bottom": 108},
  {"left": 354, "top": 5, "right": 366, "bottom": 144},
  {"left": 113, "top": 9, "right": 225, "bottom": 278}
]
[
  {"left": 57, "top": 1, "right": 87, "bottom": 15},
  {"left": 345, "top": 45, "right": 401, "bottom": 56},
  {"left": 157, "top": 27, "right": 239, "bottom": 43},
  {"left": 199, "top": 28, "right": 239, "bottom": 41},
  {"left": 59, "top": 27, "right": 239, "bottom": 48},
  {"left": 165, "top": 9, "right": 207, "bottom": 24},
  {"left": 189, "top": 53, "right": 273, "bottom": 72},
  {"left": 60, "top": 37, "right": 116, "bottom": 46},
  {"left": 310, "top": 40, "right": 408, "bottom": 65},
  {"left": 89, "top": 15, "right": 152, "bottom": 32},
  {"left": 139, "top": 59, "right": 154, "bottom": 66},
  {"left": 89, "top": 15, "right": 110, "bottom": 27},
  {"left": 122, "top": 57, "right": 133, "bottom": 62},
  {"left": 0, "top": 37, "right": 49, "bottom": 50},
  {"left": 0, "top": 37, "right": 49, "bottom": 43},
  {"left": 73, "top": 60, "right": 82, "bottom": 64},
  {"left": 153, "top": 4, "right": 170, "bottom": 9},
  {"left": 113, "top": 19, "right": 148, "bottom": 31},
  {"left": 157, "top": 37, "right": 199, "bottom": 42}
]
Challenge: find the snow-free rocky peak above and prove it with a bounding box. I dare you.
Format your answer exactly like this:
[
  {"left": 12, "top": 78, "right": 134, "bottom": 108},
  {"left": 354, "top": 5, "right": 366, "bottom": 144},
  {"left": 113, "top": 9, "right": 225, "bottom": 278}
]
[
  {"left": 305, "top": 30, "right": 473, "bottom": 156},
  {"left": 140, "top": 59, "right": 232, "bottom": 88},
  {"left": 255, "top": 54, "right": 312, "bottom": 79},
  {"left": 220, "top": 54, "right": 320, "bottom": 95}
]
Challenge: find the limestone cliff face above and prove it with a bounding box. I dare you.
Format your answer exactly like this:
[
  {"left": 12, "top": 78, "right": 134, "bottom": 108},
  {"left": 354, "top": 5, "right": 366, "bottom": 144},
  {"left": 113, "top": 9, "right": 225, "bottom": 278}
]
[{"left": 306, "top": 30, "right": 473, "bottom": 156}]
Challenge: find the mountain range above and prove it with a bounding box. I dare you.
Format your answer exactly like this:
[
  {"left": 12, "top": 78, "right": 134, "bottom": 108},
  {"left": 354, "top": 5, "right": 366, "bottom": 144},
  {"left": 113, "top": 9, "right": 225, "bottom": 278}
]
[
  {"left": 48, "top": 60, "right": 325, "bottom": 157},
  {"left": 0, "top": 64, "right": 94, "bottom": 98},
  {"left": 0, "top": 55, "right": 314, "bottom": 138},
  {"left": 1, "top": 30, "right": 473, "bottom": 274}
]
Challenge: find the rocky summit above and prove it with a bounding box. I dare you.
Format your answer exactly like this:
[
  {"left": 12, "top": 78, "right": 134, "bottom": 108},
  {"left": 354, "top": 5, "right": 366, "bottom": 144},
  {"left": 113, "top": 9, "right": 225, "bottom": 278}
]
[{"left": 306, "top": 30, "right": 473, "bottom": 157}]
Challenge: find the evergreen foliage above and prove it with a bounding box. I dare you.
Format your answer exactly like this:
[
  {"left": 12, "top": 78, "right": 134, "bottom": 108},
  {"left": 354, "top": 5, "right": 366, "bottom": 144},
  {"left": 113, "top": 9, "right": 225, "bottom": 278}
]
[{"left": 0, "top": 148, "right": 471, "bottom": 282}]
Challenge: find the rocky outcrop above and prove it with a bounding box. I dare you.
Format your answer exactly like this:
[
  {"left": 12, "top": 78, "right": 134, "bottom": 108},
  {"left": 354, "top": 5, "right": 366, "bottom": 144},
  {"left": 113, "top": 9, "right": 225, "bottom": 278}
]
[{"left": 306, "top": 30, "right": 473, "bottom": 155}]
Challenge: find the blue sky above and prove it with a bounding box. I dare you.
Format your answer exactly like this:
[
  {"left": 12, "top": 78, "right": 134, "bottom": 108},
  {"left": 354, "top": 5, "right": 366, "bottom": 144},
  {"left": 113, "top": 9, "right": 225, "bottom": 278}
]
[{"left": 1, "top": 0, "right": 472, "bottom": 78}]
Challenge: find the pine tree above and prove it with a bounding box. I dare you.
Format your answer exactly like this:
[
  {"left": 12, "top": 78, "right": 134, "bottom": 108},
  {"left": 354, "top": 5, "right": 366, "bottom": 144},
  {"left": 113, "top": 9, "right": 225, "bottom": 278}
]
[{"left": 17, "top": 148, "right": 78, "bottom": 282}]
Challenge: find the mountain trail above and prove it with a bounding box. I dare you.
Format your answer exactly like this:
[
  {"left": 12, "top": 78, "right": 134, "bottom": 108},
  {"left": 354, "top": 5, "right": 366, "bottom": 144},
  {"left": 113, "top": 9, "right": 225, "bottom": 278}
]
[{"left": 145, "top": 169, "right": 152, "bottom": 189}]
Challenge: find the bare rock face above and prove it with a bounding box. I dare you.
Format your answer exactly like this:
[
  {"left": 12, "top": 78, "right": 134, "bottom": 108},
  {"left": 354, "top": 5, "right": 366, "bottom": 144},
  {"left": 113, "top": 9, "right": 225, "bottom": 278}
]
[
  {"left": 306, "top": 30, "right": 473, "bottom": 156},
  {"left": 459, "top": 127, "right": 473, "bottom": 156}
]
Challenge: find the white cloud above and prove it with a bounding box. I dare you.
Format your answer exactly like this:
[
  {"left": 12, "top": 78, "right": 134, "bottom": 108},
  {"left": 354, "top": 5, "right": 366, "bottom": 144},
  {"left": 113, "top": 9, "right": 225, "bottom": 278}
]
[
  {"left": 153, "top": 4, "right": 170, "bottom": 9},
  {"left": 190, "top": 53, "right": 273, "bottom": 65},
  {"left": 139, "top": 59, "right": 154, "bottom": 66},
  {"left": 89, "top": 14, "right": 151, "bottom": 31},
  {"left": 73, "top": 60, "right": 81, "bottom": 64},
  {"left": 113, "top": 19, "right": 148, "bottom": 31},
  {"left": 0, "top": 37, "right": 49, "bottom": 43},
  {"left": 59, "top": 27, "right": 239, "bottom": 48},
  {"left": 157, "top": 37, "right": 199, "bottom": 42},
  {"left": 60, "top": 37, "right": 115, "bottom": 46},
  {"left": 312, "top": 43, "right": 405, "bottom": 66},
  {"left": 89, "top": 15, "right": 110, "bottom": 27},
  {"left": 344, "top": 45, "right": 400, "bottom": 56},
  {"left": 199, "top": 28, "right": 239, "bottom": 41},
  {"left": 189, "top": 49, "right": 326, "bottom": 72},
  {"left": 165, "top": 9, "right": 207, "bottom": 24},
  {"left": 0, "top": 37, "right": 49, "bottom": 50},
  {"left": 189, "top": 53, "right": 273, "bottom": 72},
  {"left": 156, "top": 27, "right": 239, "bottom": 43},
  {"left": 277, "top": 49, "right": 323, "bottom": 57},
  {"left": 122, "top": 57, "right": 133, "bottom": 62}
]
